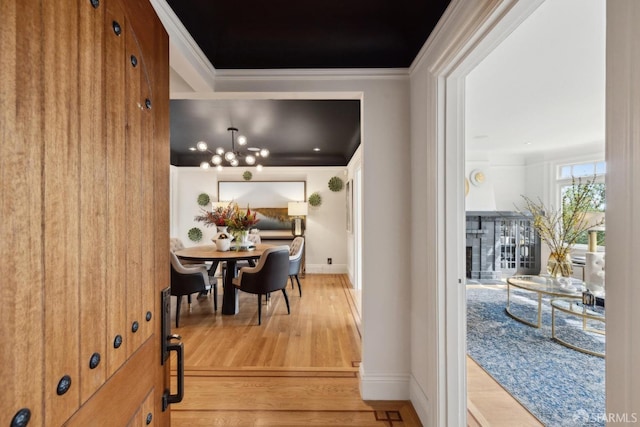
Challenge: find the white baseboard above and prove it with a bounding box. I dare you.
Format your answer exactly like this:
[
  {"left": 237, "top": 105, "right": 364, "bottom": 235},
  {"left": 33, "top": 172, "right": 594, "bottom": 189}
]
[
  {"left": 305, "top": 263, "right": 348, "bottom": 274},
  {"left": 359, "top": 365, "right": 410, "bottom": 400},
  {"left": 409, "top": 375, "right": 431, "bottom": 426}
]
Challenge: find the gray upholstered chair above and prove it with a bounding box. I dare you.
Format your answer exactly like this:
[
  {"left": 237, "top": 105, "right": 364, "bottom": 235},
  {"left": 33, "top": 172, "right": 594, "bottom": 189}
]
[
  {"left": 170, "top": 251, "right": 217, "bottom": 327},
  {"left": 232, "top": 246, "right": 290, "bottom": 325},
  {"left": 170, "top": 237, "right": 207, "bottom": 267},
  {"left": 288, "top": 237, "right": 305, "bottom": 296}
]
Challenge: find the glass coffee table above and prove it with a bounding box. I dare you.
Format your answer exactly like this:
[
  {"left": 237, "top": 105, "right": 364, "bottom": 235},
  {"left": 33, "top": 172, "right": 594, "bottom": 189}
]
[
  {"left": 550, "top": 298, "right": 605, "bottom": 357},
  {"left": 506, "top": 275, "right": 585, "bottom": 328}
]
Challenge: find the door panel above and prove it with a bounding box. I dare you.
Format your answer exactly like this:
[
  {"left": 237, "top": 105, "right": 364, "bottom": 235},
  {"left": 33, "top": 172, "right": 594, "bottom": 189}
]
[
  {"left": 78, "top": 0, "right": 108, "bottom": 403},
  {"left": 42, "top": 0, "right": 82, "bottom": 423},
  {"left": 0, "top": 2, "right": 45, "bottom": 425},
  {"left": 104, "top": 0, "right": 129, "bottom": 378},
  {"left": 124, "top": 11, "right": 145, "bottom": 357},
  {"left": 1, "top": 0, "right": 170, "bottom": 425},
  {"left": 65, "top": 339, "right": 156, "bottom": 427}
]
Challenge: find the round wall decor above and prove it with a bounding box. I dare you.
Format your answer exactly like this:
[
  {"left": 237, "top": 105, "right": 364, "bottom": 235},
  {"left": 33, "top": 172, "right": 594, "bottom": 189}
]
[
  {"left": 243, "top": 171, "right": 253, "bottom": 181},
  {"left": 197, "top": 193, "right": 211, "bottom": 206},
  {"left": 328, "top": 176, "right": 344, "bottom": 192},
  {"left": 308, "top": 192, "right": 322, "bottom": 207},
  {"left": 187, "top": 227, "right": 203, "bottom": 242},
  {"left": 470, "top": 169, "right": 485, "bottom": 186}
]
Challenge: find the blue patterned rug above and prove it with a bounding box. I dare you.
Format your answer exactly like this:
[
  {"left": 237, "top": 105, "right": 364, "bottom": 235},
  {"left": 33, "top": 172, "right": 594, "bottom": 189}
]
[{"left": 467, "top": 286, "right": 605, "bottom": 426}]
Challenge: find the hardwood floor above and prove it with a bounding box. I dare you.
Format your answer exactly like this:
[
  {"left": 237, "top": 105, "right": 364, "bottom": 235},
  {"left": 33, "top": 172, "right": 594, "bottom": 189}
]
[
  {"left": 169, "top": 274, "right": 541, "bottom": 426},
  {"left": 467, "top": 357, "right": 542, "bottom": 426},
  {"left": 170, "top": 274, "right": 421, "bottom": 426}
]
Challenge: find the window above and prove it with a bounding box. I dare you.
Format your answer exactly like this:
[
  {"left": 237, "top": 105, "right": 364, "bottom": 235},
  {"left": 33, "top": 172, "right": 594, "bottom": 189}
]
[{"left": 557, "top": 161, "right": 606, "bottom": 247}]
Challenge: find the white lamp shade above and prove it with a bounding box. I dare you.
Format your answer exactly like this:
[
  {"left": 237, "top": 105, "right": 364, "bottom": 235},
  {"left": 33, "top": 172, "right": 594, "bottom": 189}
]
[
  {"left": 288, "top": 201, "right": 308, "bottom": 216},
  {"left": 580, "top": 211, "right": 606, "bottom": 231}
]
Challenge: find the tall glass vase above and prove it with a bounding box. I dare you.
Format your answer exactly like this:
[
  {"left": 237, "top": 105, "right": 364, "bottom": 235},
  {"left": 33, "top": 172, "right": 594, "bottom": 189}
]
[
  {"left": 232, "top": 229, "right": 249, "bottom": 249},
  {"left": 547, "top": 251, "right": 573, "bottom": 278}
]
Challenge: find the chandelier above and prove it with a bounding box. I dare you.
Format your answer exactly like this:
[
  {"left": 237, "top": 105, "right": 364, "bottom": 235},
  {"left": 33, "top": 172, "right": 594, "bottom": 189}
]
[{"left": 194, "top": 127, "right": 269, "bottom": 170}]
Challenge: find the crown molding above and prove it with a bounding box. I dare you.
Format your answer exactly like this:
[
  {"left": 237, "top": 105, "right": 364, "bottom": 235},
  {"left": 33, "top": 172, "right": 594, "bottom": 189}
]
[
  {"left": 150, "top": 0, "right": 216, "bottom": 91},
  {"left": 213, "top": 67, "right": 410, "bottom": 81}
]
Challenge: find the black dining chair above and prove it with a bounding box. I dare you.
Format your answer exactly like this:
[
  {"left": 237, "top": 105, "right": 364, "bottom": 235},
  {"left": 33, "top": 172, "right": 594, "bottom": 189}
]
[
  {"left": 288, "top": 236, "right": 305, "bottom": 296},
  {"left": 170, "top": 251, "right": 217, "bottom": 327},
  {"left": 232, "top": 246, "right": 290, "bottom": 325}
]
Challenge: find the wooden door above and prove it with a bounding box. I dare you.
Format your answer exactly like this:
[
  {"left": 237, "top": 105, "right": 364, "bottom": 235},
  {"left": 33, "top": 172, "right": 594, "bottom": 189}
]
[{"left": 1, "top": 0, "right": 170, "bottom": 425}]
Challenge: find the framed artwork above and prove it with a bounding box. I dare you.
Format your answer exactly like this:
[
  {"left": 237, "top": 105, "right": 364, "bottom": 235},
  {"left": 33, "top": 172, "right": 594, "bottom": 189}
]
[
  {"left": 346, "top": 179, "right": 353, "bottom": 233},
  {"left": 218, "top": 181, "right": 306, "bottom": 231}
]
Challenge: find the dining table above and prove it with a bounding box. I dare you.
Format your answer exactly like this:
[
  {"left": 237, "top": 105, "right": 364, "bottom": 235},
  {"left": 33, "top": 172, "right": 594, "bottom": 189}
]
[{"left": 174, "top": 243, "right": 274, "bottom": 315}]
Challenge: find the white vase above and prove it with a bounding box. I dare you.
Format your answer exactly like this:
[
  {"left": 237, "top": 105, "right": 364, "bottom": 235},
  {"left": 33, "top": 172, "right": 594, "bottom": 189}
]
[
  {"left": 212, "top": 226, "right": 230, "bottom": 242},
  {"left": 215, "top": 238, "right": 231, "bottom": 252}
]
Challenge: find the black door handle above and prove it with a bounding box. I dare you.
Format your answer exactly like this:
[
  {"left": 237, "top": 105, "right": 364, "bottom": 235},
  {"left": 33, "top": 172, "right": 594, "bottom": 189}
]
[{"left": 162, "top": 341, "right": 184, "bottom": 410}]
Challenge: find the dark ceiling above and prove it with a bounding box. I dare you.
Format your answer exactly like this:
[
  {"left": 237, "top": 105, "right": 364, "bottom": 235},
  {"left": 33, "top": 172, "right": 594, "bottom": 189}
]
[
  {"left": 170, "top": 99, "right": 361, "bottom": 167},
  {"left": 167, "top": 0, "right": 451, "bottom": 167},
  {"left": 166, "top": 0, "right": 452, "bottom": 69}
]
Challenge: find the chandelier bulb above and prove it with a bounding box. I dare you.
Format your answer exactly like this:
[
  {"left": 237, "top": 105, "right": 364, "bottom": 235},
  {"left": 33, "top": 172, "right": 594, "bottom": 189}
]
[
  {"left": 230, "top": 159, "right": 239, "bottom": 167},
  {"left": 200, "top": 161, "right": 210, "bottom": 169},
  {"left": 215, "top": 147, "right": 225, "bottom": 155},
  {"left": 256, "top": 164, "right": 263, "bottom": 172},
  {"left": 196, "top": 141, "right": 208, "bottom": 151},
  {"left": 237, "top": 135, "right": 247, "bottom": 146},
  {"left": 260, "top": 148, "right": 269, "bottom": 158},
  {"left": 245, "top": 155, "right": 256, "bottom": 165},
  {"left": 224, "top": 151, "right": 236, "bottom": 161},
  {"left": 212, "top": 154, "right": 222, "bottom": 165},
  {"left": 216, "top": 165, "right": 223, "bottom": 171}
]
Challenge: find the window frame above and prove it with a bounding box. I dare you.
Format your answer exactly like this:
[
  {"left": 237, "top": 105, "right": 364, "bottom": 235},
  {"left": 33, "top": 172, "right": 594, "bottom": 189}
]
[{"left": 555, "top": 160, "right": 606, "bottom": 252}]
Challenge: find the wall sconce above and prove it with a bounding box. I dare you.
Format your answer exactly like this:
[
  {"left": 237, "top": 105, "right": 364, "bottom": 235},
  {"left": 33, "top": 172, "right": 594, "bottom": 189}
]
[{"left": 288, "top": 201, "right": 308, "bottom": 236}]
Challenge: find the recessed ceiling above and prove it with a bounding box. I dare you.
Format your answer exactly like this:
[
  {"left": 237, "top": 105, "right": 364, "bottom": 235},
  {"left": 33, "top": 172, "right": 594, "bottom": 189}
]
[
  {"left": 166, "top": 0, "right": 452, "bottom": 69},
  {"left": 170, "top": 99, "right": 361, "bottom": 167}
]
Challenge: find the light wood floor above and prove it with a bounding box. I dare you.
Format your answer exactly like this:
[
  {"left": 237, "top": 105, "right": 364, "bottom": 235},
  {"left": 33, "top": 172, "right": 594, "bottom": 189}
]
[
  {"left": 170, "top": 274, "right": 421, "bottom": 426},
  {"left": 169, "top": 274, "right": 541, "bottom": 426}
]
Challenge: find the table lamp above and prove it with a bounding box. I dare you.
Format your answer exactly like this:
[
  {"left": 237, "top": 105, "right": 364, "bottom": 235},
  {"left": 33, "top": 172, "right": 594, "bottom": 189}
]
[
  {"left": 288, "top": 201, "right": 308, "bottom": 236},
  {"left": 581, "top": 211, "right": 605, "bottom": 252}
]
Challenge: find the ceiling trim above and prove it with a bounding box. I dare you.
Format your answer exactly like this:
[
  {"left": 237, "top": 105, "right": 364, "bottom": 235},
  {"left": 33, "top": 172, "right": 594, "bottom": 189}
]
[
  {"left": 169, "top": 91, "right": 364, "bottom": 101},
  {"left": 150, "top": 0, "right": 217, "bottom": 91},
  {"left": 213, "top": 67, "right": 410, "bottom": 81}
]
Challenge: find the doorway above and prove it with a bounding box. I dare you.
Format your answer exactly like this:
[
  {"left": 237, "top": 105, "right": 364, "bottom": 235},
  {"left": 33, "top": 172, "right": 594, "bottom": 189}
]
[{"left": 447, "top": 2, "right": 604, "bottom": 424}]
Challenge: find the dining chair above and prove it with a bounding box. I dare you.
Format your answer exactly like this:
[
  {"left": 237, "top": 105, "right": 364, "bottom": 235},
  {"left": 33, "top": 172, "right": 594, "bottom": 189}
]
[
  {"left": 170, "top": 237, "right": 208, "bottom": 267},
  {"left": 288, "top": 236, "right": 305, "bottom": 296},
  {"left": 232, "top": 246, "right": 290, "bottom": 325},
  {"left": 170, "top": 251, "right": 218, "bottom": 327}
]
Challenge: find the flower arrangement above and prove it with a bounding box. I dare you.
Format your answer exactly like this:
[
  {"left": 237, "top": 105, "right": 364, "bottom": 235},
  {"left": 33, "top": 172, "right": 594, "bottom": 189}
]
[
  {"left": 518, "top": 175, "right": 605, "bottom": 276},
  {"left": 225, "top": 204, "right": 260, "bottom": 232},
  {"left": 194, "top": 203, "right": 233, "bottom": 227}
]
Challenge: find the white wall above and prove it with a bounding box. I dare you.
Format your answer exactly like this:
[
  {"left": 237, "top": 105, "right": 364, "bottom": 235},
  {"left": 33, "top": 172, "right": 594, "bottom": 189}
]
[
  {"left": 201, "top": 74, "right": 412, "bottom": 401},
  {"left": 170, "top": 165, "right": 349, "bottom": 273},
  {"left": 346, "top": 145, "right": 363, "bottom": 286},
  {"left": 465, "top": 152, "right": 527, "bottom": 212},
  {"left": 465, "top": 145, "right": 604, "bottom": 214}
]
